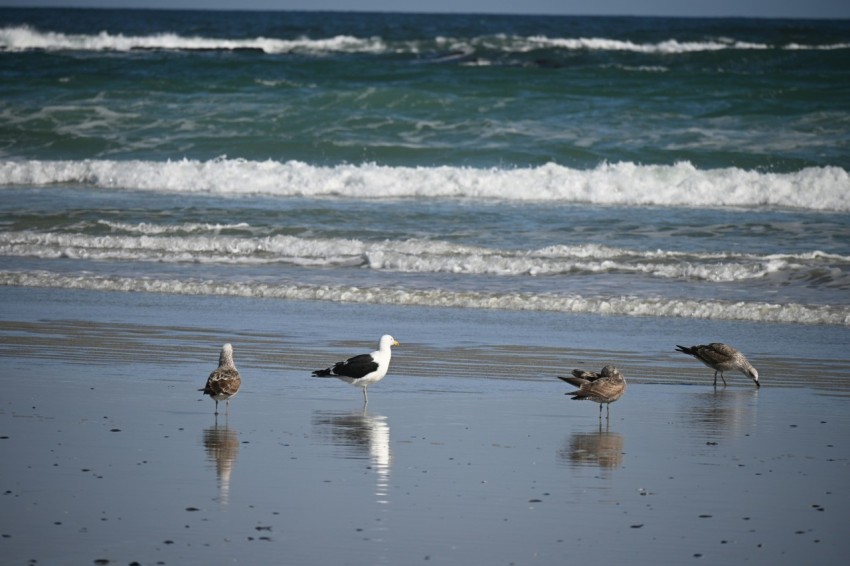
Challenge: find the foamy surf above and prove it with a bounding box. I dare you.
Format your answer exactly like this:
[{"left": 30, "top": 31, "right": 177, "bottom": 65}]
[
  {"left": 1, "top": 270, "right": 846, "bottom": 326},
  {"left": 2, "top": 230, "right": 847, "bottom": 285},
  {"left": 1, "top": 159, "right": 847, "bottom": 211}
]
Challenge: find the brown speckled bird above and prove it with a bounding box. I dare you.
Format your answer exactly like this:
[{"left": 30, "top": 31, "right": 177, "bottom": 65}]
[
  {"left": 200, "top": 343, "right": 241, "bottom": 415},
  {"left": 675, "top": 343, "right": 759, "bottom": 388},
  {"left": 558, "top": 365, "right": 626, "bottom": 420}
]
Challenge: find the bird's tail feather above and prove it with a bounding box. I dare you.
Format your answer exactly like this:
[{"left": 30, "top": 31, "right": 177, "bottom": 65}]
[{"left": 558, "top": 375, "right": 588, "bottom": 388}]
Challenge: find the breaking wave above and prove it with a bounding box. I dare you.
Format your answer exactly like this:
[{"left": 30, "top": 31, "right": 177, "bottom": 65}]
[
  {"left": 2, "top": 158, "right": 848, "bottom": 211},
  {"left": 2, "top": 26, "right": 848, "bottom": 55},
  {"left": 2, "top": 229, "right": 847, "bottom": 284}
]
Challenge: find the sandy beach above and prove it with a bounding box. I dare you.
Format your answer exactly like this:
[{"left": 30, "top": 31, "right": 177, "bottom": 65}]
[{"left": 1, "top": 286, "right": 848, "bottom": 565}]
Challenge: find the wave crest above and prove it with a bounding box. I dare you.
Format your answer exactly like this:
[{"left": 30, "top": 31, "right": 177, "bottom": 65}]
[
  {"left": 0, "top": 25, "right": 384, "bottom": 54},
  {"left": 2, "top": 230, "right": 847, "bottom": 284},
  {"left": 2, "top": 159, "right": 847, "bottom": 211},
  {"left": 2, "top": 26, "right": 847, "bottom": 54}
]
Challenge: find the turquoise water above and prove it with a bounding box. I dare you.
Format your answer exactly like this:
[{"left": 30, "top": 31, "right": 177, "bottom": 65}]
[
  {"left": 2, "top": 9, "right": 849, "bottom": 168},
  {"left": 1, "top": 8, "right": 849, "bottom": 325}
]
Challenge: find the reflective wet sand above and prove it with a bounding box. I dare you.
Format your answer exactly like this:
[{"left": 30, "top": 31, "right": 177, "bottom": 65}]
[{"left": 1, "top": 287, "right": 848, "bottom": 564}]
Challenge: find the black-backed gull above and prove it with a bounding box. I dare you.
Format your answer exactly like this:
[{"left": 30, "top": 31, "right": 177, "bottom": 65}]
[{"left": 313, "top": 334, "right": 399, "bottom": 404}]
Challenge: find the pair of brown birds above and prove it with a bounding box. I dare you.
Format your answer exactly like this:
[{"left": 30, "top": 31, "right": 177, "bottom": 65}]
[
  {"left": 200, "top": 339, "right": 759, "bottom": 419},
  {"left": 558, "top": 342, "right": 759, "bottom": 419}
]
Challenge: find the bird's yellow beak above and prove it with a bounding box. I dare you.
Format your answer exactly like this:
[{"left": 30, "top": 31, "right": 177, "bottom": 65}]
[{"left": 393, "top": 340, "right": 400, "bottom": 346}]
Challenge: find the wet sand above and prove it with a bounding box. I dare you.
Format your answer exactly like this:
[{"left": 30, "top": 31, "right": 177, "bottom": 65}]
[{"left": 1, "top": 287, "right": 849, "bottom": 564}]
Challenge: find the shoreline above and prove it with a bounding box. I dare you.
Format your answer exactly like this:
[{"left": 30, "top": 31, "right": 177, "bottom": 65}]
[{"left": 2, "top": 285, "right": 849, "bottom": 393}]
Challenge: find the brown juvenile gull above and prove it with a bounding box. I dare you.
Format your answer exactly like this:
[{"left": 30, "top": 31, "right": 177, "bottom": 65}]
[
  {"left": 675, "top": 343, "right": 759, "bottom": 388},
  {"left": 312, "top": 334, "right": 400, "bottom": 404},
  {"left": 557, "top": 365, "right": 626, "bottom": 419},
  {"left": 200, "top": 343, "right": 242, "bottom": 414}
]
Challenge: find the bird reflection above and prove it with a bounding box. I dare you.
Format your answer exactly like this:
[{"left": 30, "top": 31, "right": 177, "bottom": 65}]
[
  {"left": 312, "top": 409, "right": 392, "bottom": 503},
  {"left": 560, "top": 423, "right": 624, "bottom": 470},
  {"left": 202, "top": 422, "right": 240, "bottom": 505},
  {"left": 688, "top": 387, "right": 759, "bottom": 438}
]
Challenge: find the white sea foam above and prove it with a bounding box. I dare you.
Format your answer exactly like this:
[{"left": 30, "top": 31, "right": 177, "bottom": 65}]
[
  {"left": 0, "top": 25, "right": 384, "bottom": 54},
  {"left": 1, "top": 159, "right": 848, "bottom": 212},
  {"left": 2, "top": 270, "right": 847, "bottom": 326},
  {"left": 785, "top": 42, "right": 850, "bottom": 51},
  {"left": 2, "top": 26, "right": 847, "bottom": 55},
  {"left": 0, "top": 231, "right": 368, "bottom": 267},
  {"left": 2, "top": 230, "right": 846, "bottom": 284},
  {"left": 526, "top": 36, "right": 770, "bottom": 53},
  {"left": 96, "top": 220, "right": 252, "bottom": 235}
]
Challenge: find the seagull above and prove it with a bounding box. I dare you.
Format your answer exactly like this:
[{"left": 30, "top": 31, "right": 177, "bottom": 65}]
[
  {"left": 312, "top": 334, "right": 400, "bottom": 404},
  {"left": 557, "top": 365, "right": 626, "bottom": 420},
  {"left": 675, "top": 343, "right": 759, "bottom": 388},
  {"left": 200, "top": 343, "right": 242, "bottom": 415}
]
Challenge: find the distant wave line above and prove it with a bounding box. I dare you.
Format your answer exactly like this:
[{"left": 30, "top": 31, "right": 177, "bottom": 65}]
[
  {"left": 2, "top": 26, "right": 848, "bottom": 54},
  {"left": 0, "top": 25, "right": 385, "bottom": 54}
]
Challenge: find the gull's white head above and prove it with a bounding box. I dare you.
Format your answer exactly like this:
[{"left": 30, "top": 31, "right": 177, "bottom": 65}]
[
  {"left": 219, "top": 343, "right": 235, "bottom": 366},
  {"left": 748, "top": 366, "right": 759, "bottom": 387}
]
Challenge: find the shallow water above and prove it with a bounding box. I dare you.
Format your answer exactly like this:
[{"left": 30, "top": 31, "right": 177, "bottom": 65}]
[{"left": 1, "top": 287, "right": 848, "bottom": 564}]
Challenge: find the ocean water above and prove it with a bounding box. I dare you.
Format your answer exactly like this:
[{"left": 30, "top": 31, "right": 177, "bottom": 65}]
[{"left": 1, "top": 8, "right": 849, "bottom": 326}]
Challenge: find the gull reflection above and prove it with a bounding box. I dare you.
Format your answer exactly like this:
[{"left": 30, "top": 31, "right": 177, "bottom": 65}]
[
  {"left": 560, "top": 423, "right": 624, "bottom": 471},
  {"left": 688, "top": 387, "right": 760, "bottom": 438},
  {"left": 202, "top": 422, "right": 240, "bottom": 505},
  {"left": 312, "top": 409, "right": 392, "bottom": 503}
]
